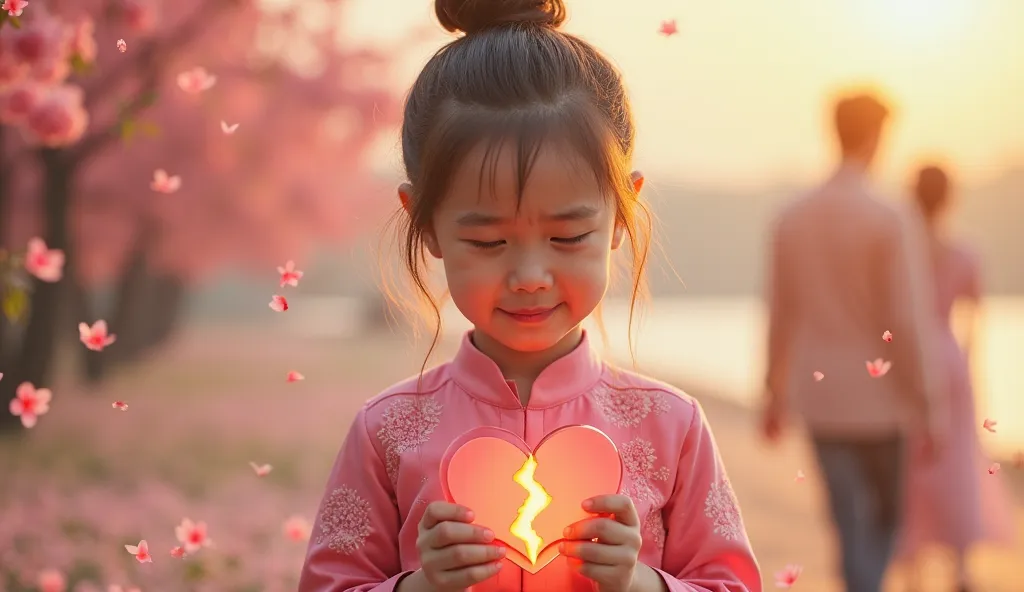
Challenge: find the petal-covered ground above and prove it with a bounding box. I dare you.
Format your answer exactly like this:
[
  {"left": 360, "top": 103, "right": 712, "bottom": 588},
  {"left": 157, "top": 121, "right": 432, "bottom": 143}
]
[{"left": 1, "top": 326, "right": 1021, "bottom": 591}]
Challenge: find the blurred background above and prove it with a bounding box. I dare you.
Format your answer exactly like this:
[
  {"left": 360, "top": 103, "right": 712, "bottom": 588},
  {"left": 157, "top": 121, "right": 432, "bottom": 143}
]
[{"left": 0, "top": 0, "right": 1021, "bottom": 590}]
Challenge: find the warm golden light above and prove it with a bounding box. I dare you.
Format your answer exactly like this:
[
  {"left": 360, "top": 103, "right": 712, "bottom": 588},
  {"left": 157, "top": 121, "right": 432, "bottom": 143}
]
[
  {"left": 510, "top": 455, "right": 552, "bottom": 564},
  {"left": 851, "top": 0, "right": 971, "bottom": 44}
]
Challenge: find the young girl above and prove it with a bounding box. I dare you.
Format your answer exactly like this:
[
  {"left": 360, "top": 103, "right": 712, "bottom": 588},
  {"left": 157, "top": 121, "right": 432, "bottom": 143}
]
[
  {"left": 298, "top": 0, "right": 761, "bottom": 590},
  {"left": 896, "top": 166, "right": 1015, "bottom": 592}
]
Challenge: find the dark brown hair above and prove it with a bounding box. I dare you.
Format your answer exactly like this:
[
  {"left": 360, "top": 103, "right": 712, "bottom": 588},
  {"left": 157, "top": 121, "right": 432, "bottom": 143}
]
[
  {"left": 833, "top": 92, "right": 890, "bottom": 153},
  {"left": 914, "top": 165, "right": 951, "bottom": 219},
  {"left": 382, "top": 0, "right": 653, "bottom": 375}
]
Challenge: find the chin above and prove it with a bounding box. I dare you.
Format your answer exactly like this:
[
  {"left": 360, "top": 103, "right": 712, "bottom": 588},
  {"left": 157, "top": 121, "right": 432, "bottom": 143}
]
[{"left": 488, "top": 322, "right": 578, "bottom": 354}]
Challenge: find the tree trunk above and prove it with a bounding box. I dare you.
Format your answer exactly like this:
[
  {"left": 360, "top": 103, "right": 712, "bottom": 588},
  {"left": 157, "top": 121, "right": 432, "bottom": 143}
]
[
  {"left": 95, "top": 237, "right": 150, "bottom": 375},
  {"left": 0, "top": 149, "right": 73, "bottom": 434},
  {"left": 141, "top": 273, "right": 185, "bottom": 350},
  {"left": 72, "top": 274, "right": 105, "bottom": 385}
]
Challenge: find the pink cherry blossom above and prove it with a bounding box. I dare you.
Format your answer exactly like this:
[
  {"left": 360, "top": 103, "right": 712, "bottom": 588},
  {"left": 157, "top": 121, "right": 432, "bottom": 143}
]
[
  {"left": 121, "top": 0, "right": 156, "bottom": 34},
  {"left": 70, "top": 17, "right": 98, "bottom": 64},
  {"left": 988, "top": 463, "right": 1001, "bottom": 475},
  {"left": 882, "top": 330, "right": 893, "bottom": 342},
  {"left": 774, "top": 564, "right": 802, "bottom": 588},
  {"left": 286, "top": 370, "right": 304, "bottom": 383},
  {"left": 658, "top": 19, "right": 678, "bottom": 36},
  {"left": 0, "top": 80, "right": 43, "bottom": 125},
  {"left": 9, "top": 12, "right": 72, "bottom": 83},
  {"left": 125, "top": 539, "right": 152, "bottom": 563},
  {"left": 112, "top": 400, "right": 128, "bottom": 411},
  {"left": 169, "top": 545, "right": 186, "bottom": 558},
  {"left": 812, "top": 371, "right": 824, "bottom": 382},
  {"left": 269, "top": 294, "right": 288, "bottom": 312},
  {"left": 24, "top": 237, "right": 65, "bottom": 282},
  {"left": 250, "top": 461, "right": 272, "bottom": 476},
  {"left": 283, "top": 515, "right": 310, "bottom": 542},
  {"left": 37, "top": 568, "right": 66, "bottom": 592},
  {"left": 116, "top": 39, "right": 127, "bottom": 53},
  {"left": 982, "top": 418, "right": 997, "bottom": 433},
  {"left": 176, "top": 66, "right": 216, "bottom": 94},
  {"left": 220, "top": 120, "right": 238, "bottom": 134},
  {"left": 9, "top": 381, "right": 51, "bottom": 428},
  {"left": 3, "top": 0, "right": 28, "bottom": 17},
  {"left": 150, "top": 169, "right": 181, "bottom": 193},
  {"left": 0, "top": 50, "right": 28, "bottom": 86},
  {"left": 174, "top": 518, "right": 212, "bottom": 554},
  {"left": 865, "top": 358, "right": 891, "bottom": 378},
  {"left": 79, "top": 320, "right": 117, "bottom": 351},
  {"left": 277, "top": 260, "right": 303, "bottom": 287},
  {"left": 24, "top": 84, "right": 89, "bottom": 147}
]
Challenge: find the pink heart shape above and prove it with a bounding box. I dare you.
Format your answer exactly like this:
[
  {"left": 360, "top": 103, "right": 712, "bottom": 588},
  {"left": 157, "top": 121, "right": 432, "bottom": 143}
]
[{"left": 439, "top": 425, "right": 623, "bottom": 573}]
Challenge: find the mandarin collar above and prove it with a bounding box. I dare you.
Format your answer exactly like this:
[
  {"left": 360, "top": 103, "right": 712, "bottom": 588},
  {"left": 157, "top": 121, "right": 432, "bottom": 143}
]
[{"left": 449, "top": 330, "right": 604, "bottom": 409}]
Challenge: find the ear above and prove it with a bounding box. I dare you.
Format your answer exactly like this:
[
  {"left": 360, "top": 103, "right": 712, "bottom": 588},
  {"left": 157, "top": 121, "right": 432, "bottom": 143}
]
[
  {"left": 630, "top": 170, "right": 645, "bottom": 194},
  {"left": 611, "top": 222, "right": 625, "bottom": 250},
  {"left": 398, "top": 182, "right": 442, "bottom": 258},
  {"left": 423, "top": 228, "right": 442, "bottom": 259},
  {"left": 397, "top": 182, "right": 413, "bottom": 214}
]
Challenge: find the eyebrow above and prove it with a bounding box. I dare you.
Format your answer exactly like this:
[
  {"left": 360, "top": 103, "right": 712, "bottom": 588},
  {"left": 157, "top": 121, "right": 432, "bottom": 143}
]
[{"left": 455, "top": 205, "right": 600, "bottom": 227}]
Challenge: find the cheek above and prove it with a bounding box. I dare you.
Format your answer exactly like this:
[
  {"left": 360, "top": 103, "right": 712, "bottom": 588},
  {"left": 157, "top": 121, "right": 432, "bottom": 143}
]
[{"left": 556, "top": 247, "right": 612, "bottom": 302}]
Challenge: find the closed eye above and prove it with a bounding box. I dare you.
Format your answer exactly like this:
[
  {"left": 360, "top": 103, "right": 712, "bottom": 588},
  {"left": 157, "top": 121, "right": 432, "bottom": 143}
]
[
  {"left": 552, "top": 232, "right": 593, "bottom": 245},
  {"left": 463, "top": 239, "right": 505, "bottom": 249}
]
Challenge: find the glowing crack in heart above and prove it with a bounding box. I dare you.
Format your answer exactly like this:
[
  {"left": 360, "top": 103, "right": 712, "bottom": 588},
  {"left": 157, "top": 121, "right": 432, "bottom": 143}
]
[{"left": 509, "top": 454, "right": 552, "bottom": 564}]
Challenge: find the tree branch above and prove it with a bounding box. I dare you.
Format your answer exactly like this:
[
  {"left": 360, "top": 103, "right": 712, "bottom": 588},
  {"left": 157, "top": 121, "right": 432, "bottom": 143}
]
[{"left": 71, "top": 0, "right": 238, "bottom": 164}]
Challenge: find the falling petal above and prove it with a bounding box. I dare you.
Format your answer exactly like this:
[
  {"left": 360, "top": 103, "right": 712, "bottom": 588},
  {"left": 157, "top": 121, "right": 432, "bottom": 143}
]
[
  {"left": 812, "top": 371, "right": 824, "bottom": 382},
  {"left": 988, "top": 463, "right": 1001, "bottom": 475},
  {"left": 286, "top": 370, "right": 304, "bottom": 383},
  {"left": 882, "top": 330, "right": 893, "bottom": 342},
  {"left": 774, "top": 564, "right": 802, "bottom": 588},
  {"left": 116, "top": 39, "right": 127, "bottom": 53},
  {"left": 112, "top": 401, "right": 128, "bottom": 411},
  {"left": 269, "top": 295, "right": 288, "bottom": 312},
  {"left": 249, "top": 461, "right": 272, "bottom": 477},
  {"left": 220, "top": 120, "right": 239, "bottom": 134},
  {"left": 982, "top": 418, "right": 997, "bottom": 433}
]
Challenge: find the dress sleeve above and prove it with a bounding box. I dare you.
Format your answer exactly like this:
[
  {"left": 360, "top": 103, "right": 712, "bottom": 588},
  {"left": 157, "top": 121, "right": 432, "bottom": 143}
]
[
  {"left": 651, "top": 401, "right": 763, "bottom": 592},
  {"left": 298, "top": 407, "right": 415, "bottom": 592}
]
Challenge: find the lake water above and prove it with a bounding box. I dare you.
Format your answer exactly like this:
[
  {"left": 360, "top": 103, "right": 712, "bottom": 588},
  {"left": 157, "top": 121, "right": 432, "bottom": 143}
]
[{"left": 440, "top": 296, "right": 1024, "bottom": 457}]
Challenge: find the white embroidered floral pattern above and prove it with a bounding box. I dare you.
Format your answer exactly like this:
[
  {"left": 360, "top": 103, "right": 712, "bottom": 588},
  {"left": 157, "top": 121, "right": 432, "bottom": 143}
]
[
  {"left": 316, "top": 485, "right": 373, "bottom": 554},
  {"left": 620, "top": 438, "right": 671, "bottom": 504},
  {"left": 375, "top": 396, "right": 443, "bottom": 483},
  {"left": 704, "top": 476, "right": 743, "bottom": 542},
  {"left": 643, "top": 509, "right": 666, "bottom": 550},
  {"left": 592, "top": 385, "right": 671, "bottom": 428},
  {"left": 619, "top": 437, "right": 671, "bottom": 545}
]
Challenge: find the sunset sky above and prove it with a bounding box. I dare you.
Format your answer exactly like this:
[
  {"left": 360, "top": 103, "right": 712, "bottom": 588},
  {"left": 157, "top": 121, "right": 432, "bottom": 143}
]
[{"left": 332, "top": 0, "right": 1024, "bottom": 191}]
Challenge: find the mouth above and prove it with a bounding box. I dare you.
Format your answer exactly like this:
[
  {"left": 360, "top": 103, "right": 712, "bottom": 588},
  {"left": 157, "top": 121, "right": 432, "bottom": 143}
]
[{"left": 500, "top": 305, "right": 560, "bottom": 324}]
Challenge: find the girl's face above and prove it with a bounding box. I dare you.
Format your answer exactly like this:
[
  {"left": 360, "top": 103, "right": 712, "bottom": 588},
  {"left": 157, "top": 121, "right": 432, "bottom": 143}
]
[{"left": 417, "top": 141, "right": 632, "bottom": 355}]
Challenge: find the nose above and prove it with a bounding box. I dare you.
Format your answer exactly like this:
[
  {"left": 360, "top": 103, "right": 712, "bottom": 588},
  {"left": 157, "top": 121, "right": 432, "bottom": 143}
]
[{"left": 507, "top": 250, "right": 553, "bottom": 293}]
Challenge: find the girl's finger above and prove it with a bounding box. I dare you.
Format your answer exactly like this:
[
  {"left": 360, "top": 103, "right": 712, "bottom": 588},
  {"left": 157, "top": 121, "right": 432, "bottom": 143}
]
[
  {"left": 559, "top": 541, "right": 626, "bottom": 566},
  {"left": 433, "top": 560, "right": 504, "bottom": 589},
  {"left": 563, "top": 517, "right": 632, "bottom": 544},
  {"left": 433, "top": 543, "right": 506, "bottom": 571},
  {"left": 421, "top": 502, "right": 475, "bottom": 530},
  {"left": 583, "top": 494, "right": 640, "bottom": 526}
]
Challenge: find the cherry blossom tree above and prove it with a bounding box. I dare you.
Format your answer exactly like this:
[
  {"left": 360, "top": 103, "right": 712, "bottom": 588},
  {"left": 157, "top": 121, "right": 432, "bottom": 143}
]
[{"left": 0, "top": 0, "right": 416, "bottom": 430}]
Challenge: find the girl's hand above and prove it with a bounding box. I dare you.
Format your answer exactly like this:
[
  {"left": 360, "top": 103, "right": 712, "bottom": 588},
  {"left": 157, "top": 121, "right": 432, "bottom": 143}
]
[
  {"left": 413, "top": 501, "right": 505, "bottom": 592},
  {"left": 559, "top": 494, "right": 644, "bottom": 592}
]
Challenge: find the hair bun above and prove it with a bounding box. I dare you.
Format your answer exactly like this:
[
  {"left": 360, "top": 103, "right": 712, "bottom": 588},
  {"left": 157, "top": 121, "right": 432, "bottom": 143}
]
[{"left": 436, "top": 0, "right": 567, "bottom": 35}]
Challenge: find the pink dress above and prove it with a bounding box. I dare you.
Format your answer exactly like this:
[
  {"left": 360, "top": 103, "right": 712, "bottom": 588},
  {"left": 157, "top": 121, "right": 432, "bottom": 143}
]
[
  {"left": 298, "top": 331, "right": 761, "bottom": 591},
  {"left": 898, "top": 241, "right": 1015, "bottom": 555}
]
